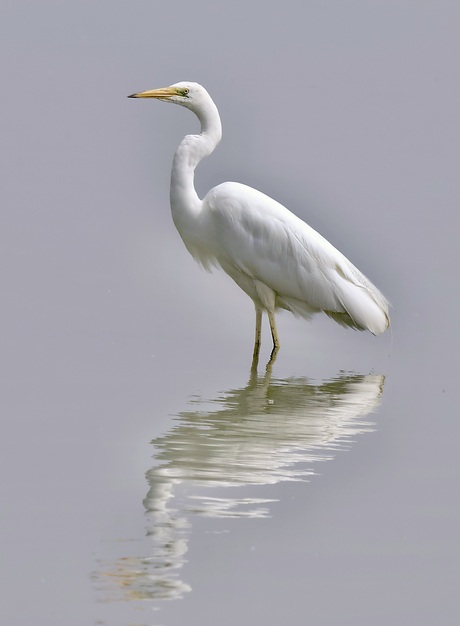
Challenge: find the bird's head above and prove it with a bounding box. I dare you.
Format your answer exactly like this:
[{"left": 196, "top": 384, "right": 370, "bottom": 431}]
[
  {"left": 128, "top": 81, "right": 210, "bottom": 112},
  {"left": 129, "top": 80, "right": 222, "bottom": 142}
]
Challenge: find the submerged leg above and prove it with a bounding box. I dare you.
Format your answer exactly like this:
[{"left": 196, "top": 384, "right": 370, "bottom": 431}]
[{"left": 251, "top": 307, "right": 263, "bottom": 371}]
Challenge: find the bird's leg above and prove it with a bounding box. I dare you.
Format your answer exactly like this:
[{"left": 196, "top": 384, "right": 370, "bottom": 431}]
[
  {"left": 251, "top": 307, "right": 263, "bottom": 372},
  {"left": 254, "top": 307, "right": 262, "bottom": 350},
  {"left": 267, "top": 310, "right": 280, "bottom": 362}
]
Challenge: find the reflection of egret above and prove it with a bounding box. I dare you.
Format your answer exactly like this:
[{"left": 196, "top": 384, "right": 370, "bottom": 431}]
[
  {"left": 129, "top": 82, "right": 390, "bottom": 358},
  {"left": 146, "top": 372, "right": 385, "bottom": 501},
  {"left": 96, "top": 369, "right": 385, "bottom": 604}
]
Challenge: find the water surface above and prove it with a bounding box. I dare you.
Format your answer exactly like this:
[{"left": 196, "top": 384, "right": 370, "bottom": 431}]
[{"left": 2, "top": 2, "right": 460, "bottom": 625}]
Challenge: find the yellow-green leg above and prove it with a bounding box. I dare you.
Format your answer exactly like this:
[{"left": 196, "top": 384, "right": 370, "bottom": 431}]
[
  {"left": 267, "top": 310, "right": 280, "bottom": 361},
  {"left": 251, "top": 307, "right": 263, "bottom": 370},
  {"left": 267, "top": 311, "right": 280, "bottom": 349}
]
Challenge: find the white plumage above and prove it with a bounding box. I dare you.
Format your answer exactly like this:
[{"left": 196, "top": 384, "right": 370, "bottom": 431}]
[{"left": 129, "top": 81, "right": 389, "bottom": 356}]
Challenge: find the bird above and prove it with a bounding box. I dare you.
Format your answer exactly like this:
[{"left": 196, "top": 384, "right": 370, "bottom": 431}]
[{"left": 128, "top": 81, "right": 389, "bottom": 360}]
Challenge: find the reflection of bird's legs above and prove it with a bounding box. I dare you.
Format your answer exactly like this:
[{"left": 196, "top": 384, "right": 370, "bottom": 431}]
[
  {"left": 267, "top": 311, "right": 280, "bottom": 359},
  {"left": 251, "top": 307, "right": 263, "bottom": 372}
]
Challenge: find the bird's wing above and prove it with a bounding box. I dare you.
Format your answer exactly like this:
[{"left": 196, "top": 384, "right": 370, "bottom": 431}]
[{"left": 203, "top": 182, "right": 389, "bottom": 333}]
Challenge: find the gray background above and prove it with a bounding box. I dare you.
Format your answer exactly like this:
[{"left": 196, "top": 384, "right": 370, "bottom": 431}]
[{"left": 2, "top": 1, "right": 459, "bottom": 625}]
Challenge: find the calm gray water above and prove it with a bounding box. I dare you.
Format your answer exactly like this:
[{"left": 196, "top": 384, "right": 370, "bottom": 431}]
[{"left": 2, "top": 2, "right": 459, "bottom": 625}]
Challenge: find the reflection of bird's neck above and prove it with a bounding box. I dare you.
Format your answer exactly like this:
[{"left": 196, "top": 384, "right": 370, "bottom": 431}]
[{"left": 170, "top": 99, "right": 222, "bottom": 239}]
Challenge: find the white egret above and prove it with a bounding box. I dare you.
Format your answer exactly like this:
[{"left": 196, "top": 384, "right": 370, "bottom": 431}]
[{"left": 129, "top": 82, "right": 389, "bottom": 358}]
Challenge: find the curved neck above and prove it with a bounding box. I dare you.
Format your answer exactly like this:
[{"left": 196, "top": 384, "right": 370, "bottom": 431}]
[{"left": 170, "top": 98, "right": 222, "bottom": 234}]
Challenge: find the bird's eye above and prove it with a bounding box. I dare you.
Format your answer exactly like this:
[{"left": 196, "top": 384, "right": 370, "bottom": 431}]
[{"left": 181, "top": 88, "right": 189, "bottom": 97}]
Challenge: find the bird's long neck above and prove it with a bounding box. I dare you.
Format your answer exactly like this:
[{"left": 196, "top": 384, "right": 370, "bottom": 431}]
[{"left": 170, "top": 99, "right": 222, "bottom": 236}]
